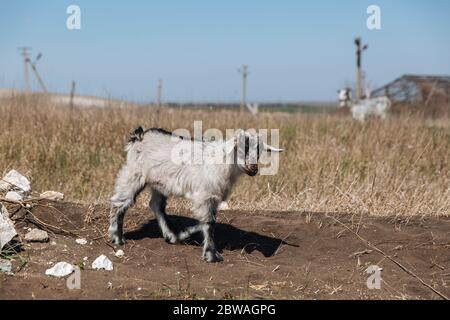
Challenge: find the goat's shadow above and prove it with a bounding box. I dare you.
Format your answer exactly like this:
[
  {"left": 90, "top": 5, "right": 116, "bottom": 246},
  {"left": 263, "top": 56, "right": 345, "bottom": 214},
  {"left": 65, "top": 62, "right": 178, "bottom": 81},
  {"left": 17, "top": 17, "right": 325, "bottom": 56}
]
[{"left": 125, "top": 215, "right": 294, "bottom": 257}]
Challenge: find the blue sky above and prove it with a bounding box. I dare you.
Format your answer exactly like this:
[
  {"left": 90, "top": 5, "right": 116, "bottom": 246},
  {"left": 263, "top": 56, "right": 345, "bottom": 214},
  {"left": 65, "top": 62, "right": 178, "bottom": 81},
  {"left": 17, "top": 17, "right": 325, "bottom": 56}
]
[{"left": 1, "top": 0, "right": 449, "bottom": 102}]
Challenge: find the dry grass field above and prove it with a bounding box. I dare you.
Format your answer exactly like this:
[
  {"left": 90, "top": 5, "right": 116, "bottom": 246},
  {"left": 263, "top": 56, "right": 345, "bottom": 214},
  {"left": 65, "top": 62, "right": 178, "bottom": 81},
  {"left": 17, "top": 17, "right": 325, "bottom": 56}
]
[{"left": 1, "top": 94, "right": 449, "bottom": 217}]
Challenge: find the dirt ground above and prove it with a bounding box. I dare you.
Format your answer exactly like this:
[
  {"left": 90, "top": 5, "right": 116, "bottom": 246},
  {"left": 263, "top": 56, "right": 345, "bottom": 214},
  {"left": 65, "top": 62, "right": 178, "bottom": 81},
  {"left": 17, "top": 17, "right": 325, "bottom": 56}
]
[{"left": 0, "top": 200, "right": 449, "bottom": 300}]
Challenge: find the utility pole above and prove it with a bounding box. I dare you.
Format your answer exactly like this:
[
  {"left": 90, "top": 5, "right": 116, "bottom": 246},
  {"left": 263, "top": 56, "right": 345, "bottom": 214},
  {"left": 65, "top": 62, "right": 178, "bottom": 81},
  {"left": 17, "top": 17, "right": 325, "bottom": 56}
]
[
  {"left": 354, "top": 37, "right": 368, "bottom": 101},
  {"left": 238, "top": 65, "right": 248, "bottom": 113},
  {"left": 29, "top": 53, "right": 47, "bottom": 93},
  {"left": 18, "top": 47, "right": 31, "bottom": 93},
  {"left": 70, "top": 81, "right": 76, "bottom": 108},
  {"left": 156, "top": 79, "right": 162, "bottom": 107}
]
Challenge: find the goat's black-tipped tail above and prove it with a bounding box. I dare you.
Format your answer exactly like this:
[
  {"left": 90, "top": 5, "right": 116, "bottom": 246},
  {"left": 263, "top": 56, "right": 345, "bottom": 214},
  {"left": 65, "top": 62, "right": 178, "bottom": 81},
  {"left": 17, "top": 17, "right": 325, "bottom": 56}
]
[{"left": 128, "top": 126, "right": 145, "bottom": 143}]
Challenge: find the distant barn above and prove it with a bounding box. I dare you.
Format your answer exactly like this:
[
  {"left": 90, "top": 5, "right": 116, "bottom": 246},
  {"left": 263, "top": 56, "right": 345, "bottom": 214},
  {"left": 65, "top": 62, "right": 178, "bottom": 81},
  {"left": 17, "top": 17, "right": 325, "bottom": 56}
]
[{"left": 371, "top": 74, "right": 450, "bottom": 105}]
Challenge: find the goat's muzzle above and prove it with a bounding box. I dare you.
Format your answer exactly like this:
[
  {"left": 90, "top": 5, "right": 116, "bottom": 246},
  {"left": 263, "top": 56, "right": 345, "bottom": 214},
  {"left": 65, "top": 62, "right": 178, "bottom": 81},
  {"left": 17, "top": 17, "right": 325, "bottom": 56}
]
[{"left": 244, "top": 164, "right": 258, "bottom": 176}]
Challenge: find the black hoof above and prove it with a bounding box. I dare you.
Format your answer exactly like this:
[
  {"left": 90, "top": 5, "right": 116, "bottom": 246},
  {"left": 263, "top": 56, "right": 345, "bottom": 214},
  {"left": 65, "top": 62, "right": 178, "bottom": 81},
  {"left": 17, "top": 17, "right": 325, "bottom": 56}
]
[
  {"left": 163, "top": 233, "right": 178, "bottom": 244},
  {"left": 203, "top": 250, "right": 224, "bottom": 263},
  {"left": 111, "top": 236, "right": 126, "bottom": 246}
]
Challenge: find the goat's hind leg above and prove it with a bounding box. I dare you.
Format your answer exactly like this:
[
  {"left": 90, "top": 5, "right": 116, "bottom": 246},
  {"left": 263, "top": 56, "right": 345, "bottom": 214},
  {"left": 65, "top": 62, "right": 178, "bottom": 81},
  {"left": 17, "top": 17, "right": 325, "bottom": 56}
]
[
  {"left": 109, "top": 166, "right": 145, "bottom": 245},
  {"left": 150, "top": 189, "right": 178, "bottom": 244},
  {"left": 177, "top": 224, "right": 203, "bottom": 241},
  {"left": 109, "top": 202, "right": 128, "bottom": 245}
]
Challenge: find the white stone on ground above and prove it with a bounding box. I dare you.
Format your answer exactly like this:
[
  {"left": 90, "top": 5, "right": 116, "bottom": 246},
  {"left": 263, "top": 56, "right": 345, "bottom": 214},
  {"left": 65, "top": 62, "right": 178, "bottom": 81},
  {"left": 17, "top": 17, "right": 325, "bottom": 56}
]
[
  {"left": 0, "top": 204, "right": 17, "bottom": 250},
  {"left": 45, "top": 262, "right": 75, "bottom": 277},
  {"left": 0, "top": 259, "right": 12, "bottom": 274},
  {"left": 5, "top": 191, "right": 23, "bottom": 201},
  {"left": 115, "top": 249, "right": 124, "bottom": 258},
  {"left": 75, "top": 238, "right": 88, "bottom": 245},
  {"left": 39, "top": 191, "right": 64, "bottom": 201},
  {"left": 24, "top": 228, "right": 49, "bottom": 242},
  {"left": 0, "top": 170, "right": 31, "bottom": 194},
  {"left": 92, "top": 254, "right": 113, "bottom": 271}
]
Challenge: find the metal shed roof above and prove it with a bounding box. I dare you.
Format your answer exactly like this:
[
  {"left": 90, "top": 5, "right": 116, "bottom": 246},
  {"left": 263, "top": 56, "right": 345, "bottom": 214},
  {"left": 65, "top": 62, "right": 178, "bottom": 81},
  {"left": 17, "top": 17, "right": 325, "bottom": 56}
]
[{"left": 372, "top": 74, "right": 450, "bottom": 103}]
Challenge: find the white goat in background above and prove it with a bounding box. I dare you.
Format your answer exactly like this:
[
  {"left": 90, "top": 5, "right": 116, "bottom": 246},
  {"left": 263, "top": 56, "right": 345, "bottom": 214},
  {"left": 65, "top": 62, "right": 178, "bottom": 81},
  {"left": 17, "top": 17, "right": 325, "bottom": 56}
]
[
  {"left": 338, "top": 88, "right": 391, "bottom": 121},
  {"left": 108, "top": 127, "right": 282, "bottom": 262}
]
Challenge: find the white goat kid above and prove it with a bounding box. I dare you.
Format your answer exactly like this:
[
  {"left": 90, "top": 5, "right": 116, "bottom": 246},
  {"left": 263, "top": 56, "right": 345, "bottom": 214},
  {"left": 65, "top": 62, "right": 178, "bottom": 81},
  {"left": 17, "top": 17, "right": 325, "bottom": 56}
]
[
  {"left": 108, "top": 127, "right": 282, "bottom": 262},
  {"left": 350, "top": 96, "right": 391, "bottom": 122},
  {"left": 337, "top": 88, "right": 391, "bottom": 122}
]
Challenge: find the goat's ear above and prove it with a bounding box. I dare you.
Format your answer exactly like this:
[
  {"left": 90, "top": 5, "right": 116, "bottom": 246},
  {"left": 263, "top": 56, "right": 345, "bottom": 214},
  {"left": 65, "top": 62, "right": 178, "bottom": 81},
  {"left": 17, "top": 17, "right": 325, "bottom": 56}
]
[
  {"left": 233, "top": 129, "right": 246, "bottom": 138},
  {"left": 223, "top": 137, "right": 237, "bottom": 154},
  {"left": 223, "top": 129, "right": 244, "bottom": 154}
]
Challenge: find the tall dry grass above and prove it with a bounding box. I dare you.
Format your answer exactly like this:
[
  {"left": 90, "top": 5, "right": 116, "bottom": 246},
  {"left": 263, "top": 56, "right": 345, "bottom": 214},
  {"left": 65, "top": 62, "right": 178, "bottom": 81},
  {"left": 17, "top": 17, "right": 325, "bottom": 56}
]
[{"left": 1, "top": 94, "right": 449, "bottom": 217}]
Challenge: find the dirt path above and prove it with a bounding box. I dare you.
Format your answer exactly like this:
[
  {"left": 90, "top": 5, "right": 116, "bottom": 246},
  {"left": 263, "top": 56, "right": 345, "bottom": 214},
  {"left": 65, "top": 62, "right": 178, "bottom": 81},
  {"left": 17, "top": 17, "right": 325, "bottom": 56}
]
[{"left": 1, "top": 201, "right": 449, "bottom": 299}]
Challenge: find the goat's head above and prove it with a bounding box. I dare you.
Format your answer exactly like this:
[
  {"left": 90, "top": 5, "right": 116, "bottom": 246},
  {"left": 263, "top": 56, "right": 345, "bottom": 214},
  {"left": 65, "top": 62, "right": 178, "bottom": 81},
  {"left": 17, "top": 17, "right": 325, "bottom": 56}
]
[
  {"left": 338, "top": 88, "right": 351, "bottom": 108},
  {"left": 225, "top": 130, "right": 283, "bottom": 176}
]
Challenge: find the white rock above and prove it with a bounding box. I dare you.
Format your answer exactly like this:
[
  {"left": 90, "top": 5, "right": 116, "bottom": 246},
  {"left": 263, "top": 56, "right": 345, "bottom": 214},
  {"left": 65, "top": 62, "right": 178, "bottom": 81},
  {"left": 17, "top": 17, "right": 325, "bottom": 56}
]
[
  {"left": 24, "top": 228, "right": 49, "bottom": 242},
  {"left": 218, "top": 201, "right": 230, "bottom": 210},
  {"left": 115, "top": 249, "right": 124, "bottom": 258},
  {"left": 0, "top": 259, "right": 12, "bottom": 274},
  {"left": 0, "top": 204, "right": 17, "bottom": 250},
  {"left": 45, "top": 262, "right": 74, "bottom": 277},
  {"left": 0, "top": 170, "right": 31, "bottom": 194},
  {"left": 83, "top": 256, "right": 88, "bottom": 261},
  {"left": 92, "top": 254, "right": 113, "bottom": 271},
  {"left": 5, "top": 191, "right": 23, "bottom": 202},
  {"left": 39, "top": 191, "right": 64, "bottom": 201},
  {"left": 75, "top": 238, "right": 88, "bottom": 245}
]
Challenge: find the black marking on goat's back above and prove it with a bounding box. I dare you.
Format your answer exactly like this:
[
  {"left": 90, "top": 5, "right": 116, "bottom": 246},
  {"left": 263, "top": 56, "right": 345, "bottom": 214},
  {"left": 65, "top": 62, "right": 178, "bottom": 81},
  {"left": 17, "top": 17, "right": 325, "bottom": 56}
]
[
  {"left": 145, "top": 127, "right": 174, "bottom": 136},
  {"left": 145, "top": 127, "right": 203, "bottom": 141},
  {"left": 128, "top": 127, "right": 173, "bottom": 143},
  {"left": 128, "top": 126, "right": 207, "bottom": 143}
]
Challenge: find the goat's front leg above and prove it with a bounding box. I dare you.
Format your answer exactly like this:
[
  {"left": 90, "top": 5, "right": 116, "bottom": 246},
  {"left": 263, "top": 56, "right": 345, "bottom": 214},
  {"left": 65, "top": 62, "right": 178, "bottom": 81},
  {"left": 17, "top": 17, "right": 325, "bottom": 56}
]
[
  {"left": 193, "top": 199, "right": 223, "bottom": 263},
  {"left": 202, "top": 221, "right": 223, "bottom": 262}
]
